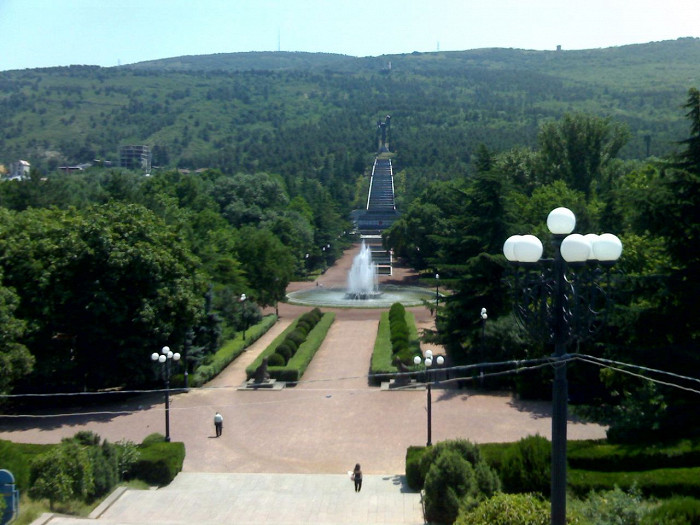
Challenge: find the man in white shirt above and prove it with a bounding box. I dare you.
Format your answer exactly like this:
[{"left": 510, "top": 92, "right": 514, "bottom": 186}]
[{"left": 214, "top": 412, "right": 223, "bottom": 437}]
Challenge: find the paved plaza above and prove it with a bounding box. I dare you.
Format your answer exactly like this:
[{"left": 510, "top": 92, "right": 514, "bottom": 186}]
[{"left": 0, "top": 244, "right": 607, "bottom": 524}]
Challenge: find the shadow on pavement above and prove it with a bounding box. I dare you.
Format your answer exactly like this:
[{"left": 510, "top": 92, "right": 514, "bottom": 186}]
[
  {"left": 0, "top": 391, "right": 164, "bottom": 432},
  {"left": 381, "top": 474, "right": 418, "bottom": 494}
]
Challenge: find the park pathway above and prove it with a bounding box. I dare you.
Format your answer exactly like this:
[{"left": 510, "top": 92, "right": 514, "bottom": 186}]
[{"left": 4, "top": 244, "right": 609, "bottom": 524}]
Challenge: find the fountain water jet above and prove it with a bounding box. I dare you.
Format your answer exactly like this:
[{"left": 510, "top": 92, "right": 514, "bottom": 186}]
[
  {"left": 286, "top": 243, "right": 436, "bottom": 308},
  {"left": 345, "top": 241, "right": 381, "bottom": 300}
]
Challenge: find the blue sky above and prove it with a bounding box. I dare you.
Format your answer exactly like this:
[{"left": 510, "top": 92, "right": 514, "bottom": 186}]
[{"left": 1, "top": 0, "right": 699, "bottom": 71}]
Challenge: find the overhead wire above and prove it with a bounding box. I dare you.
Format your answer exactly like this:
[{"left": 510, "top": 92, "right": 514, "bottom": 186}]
[{"left": 2, "top": 354, "right": 699, "bottom": 420}]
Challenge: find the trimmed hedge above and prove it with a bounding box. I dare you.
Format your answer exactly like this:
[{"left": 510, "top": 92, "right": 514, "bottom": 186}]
[
  {"left": 568, "top": 466, "right": 700, "bottom": 498},
  {"left": 189, "top": 314, "right": 277, "bottom": 387},
  {"left": 126, "top": 440, "right": 185, "bottom": 487},
  {"left": 246, "top": 310, "right": 335, "bottom": 383},
  {"left": 642, "top": 497, "right": 700, "bottom": 524},
  {"left": 369, "top": 309, "right": 421, "bottom": 386},
  {"left": 413, "top": 438, "right": 700, "bottom": 502},
  {"left": 568, "top": 438, "right": 700, "bottom": 471},
  {"left": 499, "top": 435, "right": 550, "bottom": 496}
]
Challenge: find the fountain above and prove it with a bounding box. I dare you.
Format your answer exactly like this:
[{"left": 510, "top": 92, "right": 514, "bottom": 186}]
[
  {"left": 286, "top": 242, "right": 437, "bottom": 308},
  {"left": 345, "top": 242, "right": 381, "bottom": 300}
]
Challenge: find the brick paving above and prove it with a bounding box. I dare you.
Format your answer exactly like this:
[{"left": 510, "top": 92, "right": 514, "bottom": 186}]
[{"left": 2, "top": 244, "right": 607, "bottom": 524}]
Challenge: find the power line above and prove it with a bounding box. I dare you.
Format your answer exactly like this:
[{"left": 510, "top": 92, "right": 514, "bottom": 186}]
[{"left": 2, "top": 354, "right": 699, "bottom": 421}]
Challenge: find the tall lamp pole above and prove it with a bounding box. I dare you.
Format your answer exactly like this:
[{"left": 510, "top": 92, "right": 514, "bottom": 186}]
[
  {"left": 414, "top": 349, "right": 445, "bottom": 446},
  {"left": 503, "top": 207, "right": 622, "bottom": 525},
  {"left": 150, "top": 346, "right": 180, "bottom": 442},
  {"left": 479, "top": 308, "right": 488, "bottom": 382},
  {"left": 240, "top": 293, "right": 247, "bottom": 340},
  {"left": 434, "top": 273, "right": 440, "bottom": 314}
]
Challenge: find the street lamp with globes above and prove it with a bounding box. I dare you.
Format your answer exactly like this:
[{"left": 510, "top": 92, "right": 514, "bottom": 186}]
[
  {"left": 503, "top": 206, "right": 622, "bottom": 525},
  {"left": 150, "top": 346, "right": 180, "bottom": 442},
  {"left": 414, "top": 349, "right": 445, "bottom": 446},
  {"left": 239, "top": 293, "right": 247, "bottom": 340}
]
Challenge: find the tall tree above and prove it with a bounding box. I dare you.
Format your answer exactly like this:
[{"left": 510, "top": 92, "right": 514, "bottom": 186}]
[
  {"left": 0, "top": 262, "right": 34, "bottom": 394},
  {"left": 537, "top": 113, "right": 629, "bottom": 198},
  {"left": 234, "top": 226, "right": 295, "bottom": 309},
  {"left": 0, "top": 203, "right": 205, "bottom": 389}
]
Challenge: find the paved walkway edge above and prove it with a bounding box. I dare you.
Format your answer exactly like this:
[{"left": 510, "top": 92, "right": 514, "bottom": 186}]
[{"left": 88, "top": 486, "right": 128, "bottom": 519}]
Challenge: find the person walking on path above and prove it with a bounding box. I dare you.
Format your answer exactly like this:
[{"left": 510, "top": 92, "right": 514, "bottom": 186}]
[
  {"left": 351, "top": 463, "right": 363, "bottom": 492},
  {"left": 214, "top": 412, "right": 223, "bottom": 437}
]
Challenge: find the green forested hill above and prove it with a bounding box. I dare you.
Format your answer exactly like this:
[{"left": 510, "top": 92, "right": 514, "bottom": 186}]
[{"left": 1, "top": 38, "right": 699, "bottom": 181}]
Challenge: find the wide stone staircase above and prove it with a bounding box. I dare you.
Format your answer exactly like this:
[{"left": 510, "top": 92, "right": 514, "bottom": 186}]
[
  {"left": 354, "top": 157, "right": 400, "bottom": 275},
  {"left": 34, "top": 473, "right": 423, "bottom": 525}
]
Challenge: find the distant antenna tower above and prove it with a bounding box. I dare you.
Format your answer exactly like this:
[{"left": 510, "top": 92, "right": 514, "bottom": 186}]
[
  {"left": 278, "top": 29, "right": 281, "bottom": 52},
  {"left": 437, "top": 41, "right": 440, "bottom": 52}
]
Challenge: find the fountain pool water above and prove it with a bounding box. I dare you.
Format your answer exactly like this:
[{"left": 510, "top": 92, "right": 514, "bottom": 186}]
[
  {"left": 286, "top": 241, "right": 436, "bottom": 308},
  {"left": 286, "top": 284, "right": 436, "bottom": 308}
]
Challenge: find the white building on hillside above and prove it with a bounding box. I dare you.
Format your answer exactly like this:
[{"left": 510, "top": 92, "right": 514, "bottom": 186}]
[{"left": 8, "top": 160, "right": 30, "bottom": 181}]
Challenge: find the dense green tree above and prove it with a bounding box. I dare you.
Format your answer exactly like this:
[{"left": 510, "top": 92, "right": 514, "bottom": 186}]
[
  {"left": 676, "top": 87, "right": 700, "bottom": 171},
  {"left": 213, "top": 172, "right": 289, "bottom": 228},
  {"left": 536, "top": 113, "right": 630, "bottom": 198},
  {"left": 632, "top": 88, "right": 700, "bottom": 347},
  {"left": 234, "top": 226, "right": 295, "bottom": 309},
  {"left": 0, "top": 202, "right": 205, "bottom": 389},
  {"left": 0, "top": 263, "right": 34, "bottom": 394}
]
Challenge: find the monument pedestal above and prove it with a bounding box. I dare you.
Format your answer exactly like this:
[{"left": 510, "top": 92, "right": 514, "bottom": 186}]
[
  {"left": 380, "top": 379, "right": 422, "bottom": 391},
  {"left": 238, "top": 379, "right": 286, "bottom": 391}
]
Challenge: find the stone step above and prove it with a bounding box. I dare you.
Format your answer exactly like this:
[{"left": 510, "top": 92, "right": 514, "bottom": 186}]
[{"left": 36, "top": 473, "right": 423, "bottom": 525}]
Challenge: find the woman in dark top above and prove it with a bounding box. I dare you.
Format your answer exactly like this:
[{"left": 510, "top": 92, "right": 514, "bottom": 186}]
[{"left": 352, "top": 463, "right": 363, "bottom": 492}]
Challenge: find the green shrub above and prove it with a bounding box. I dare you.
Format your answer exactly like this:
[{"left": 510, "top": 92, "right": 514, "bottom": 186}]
[
  {"left": 456, "top": 492, "right": 550, "bottom": 525},
  {"left": 370, "top": 308, "right": 421, "bottom": 383},
  {"left": 287, "top": 330, "right": 306, "bottom": 346},
  {"left": 416, "top": 440, "right": 485, "bottom": 490},
  {"left": 405, "top": 446, "right": 425, "bottom": 490},
  {"left": 424, "top": 450, "right": 479, "bottom": 524},
  {"left": 571, "top": 485, "right": 646, "bottom": 525},
  {"left": 279, "top": 312, "right": 334, "bottom": 382},
  {"left": 295, "top": 321, "right": 311, "bottom": 334},
  {"left": 88, "top": 443, "right": 118, "bottom": 499},
  {"left": 474, "top": 461, "right": 501, "bottom": 498},
  {"left": 500, "top": 434, "right": 551, "bottom": 496},
  {"left": 114, "top": 439, "right": 140, "bottom": 481},
  {"left": 276, "top": 343, "right": 293, "bottom": 361},
  {"left": 141, "top": 433, "right": 166, "bottom": 446},
  {"left": 126, "top": 441, "right": 185, "bottom": 486},
  {"left": 389, "top": 302, "right": 406, "bottom": 320},
  {"left": 0, "top": 439, "right": 53, "bottom": 491},
  {"left": 70, "top": 431, "right": 101, "bottom": 446},
  {"left": 268, "top": 352, "right": 285, "bottom": 366},
  {"left": 29, "top": 441, "right": 95, "bottom": 509},
  {"left": 642, "top": 497, "right": 700, "bottom": 524},
  {"left": 245, "top": 311, "right": 334, "bottom": 382}
]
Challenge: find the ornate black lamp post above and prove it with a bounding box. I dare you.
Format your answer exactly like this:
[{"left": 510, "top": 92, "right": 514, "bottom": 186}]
[
  {"left": 503, "top": 207, "right": 622, "bottom": 525},
  {"left": 150, "top": 346, "right": 180, "bottom": 442},
  {"left": 414, "top": 349, "right": 445, "bottom": 446}
]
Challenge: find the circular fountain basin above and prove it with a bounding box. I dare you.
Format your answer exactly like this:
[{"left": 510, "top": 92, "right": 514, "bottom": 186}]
[{"left": 286, "top": 284, "right": 436, "bottom": 308}]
